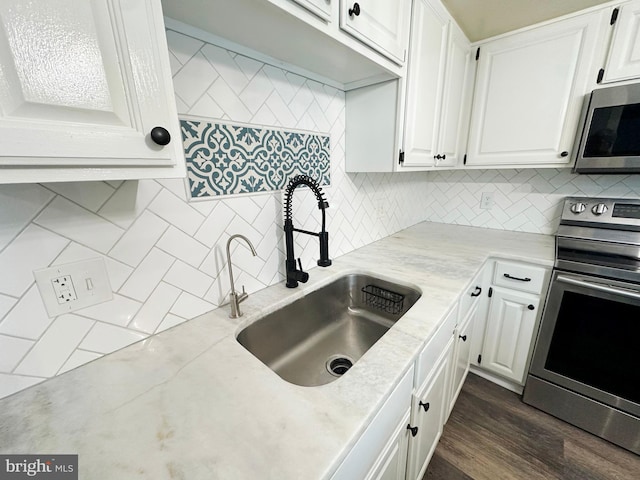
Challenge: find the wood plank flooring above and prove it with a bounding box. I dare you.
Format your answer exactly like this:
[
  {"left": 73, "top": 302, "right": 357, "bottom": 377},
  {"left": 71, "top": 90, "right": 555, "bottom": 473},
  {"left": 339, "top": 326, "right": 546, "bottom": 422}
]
[{"left": 424, "top": 373, "right": 639, "bottom": 480}]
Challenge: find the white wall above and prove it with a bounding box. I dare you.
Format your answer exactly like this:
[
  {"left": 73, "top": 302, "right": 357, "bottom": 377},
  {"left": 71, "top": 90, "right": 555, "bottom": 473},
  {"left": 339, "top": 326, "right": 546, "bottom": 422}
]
[{"left": 0, "top": 30, "right": 431, "bottom": 399}]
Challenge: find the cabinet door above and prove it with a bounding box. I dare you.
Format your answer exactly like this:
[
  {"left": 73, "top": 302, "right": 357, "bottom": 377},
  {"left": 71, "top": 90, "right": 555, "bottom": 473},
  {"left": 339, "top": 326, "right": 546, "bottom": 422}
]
[
  {"left": 365, "top": 410, "right": 410, "bottom": 480},
  {"left": 603, "top": 1, "right": 640, "bottom": 82},
  {"left": 402, "top": 0, "right": 448, "bottom": 167},
  {"left": 447, "top": 301, "right": 477, "bottom": 418},
  {"left": 466, "top": 10, "right": 609, "bottom": 167},
  {"left": 290, "top": 0, "right": 332, "bottom": 21},
  {"left": 406, "top": 339, "right": 451, "bottom": 480},
  {"left": 339, "top": 0, "right": 411, "bottom": 64},
  {"left": 481, "top": 287, "right": 540, "bottom": 384},
  {"left": 0, "top": 0, "right": 184, "bottom": 182},
  {"left": 436, "top": 24, "right": 471, "bottom": 168}
]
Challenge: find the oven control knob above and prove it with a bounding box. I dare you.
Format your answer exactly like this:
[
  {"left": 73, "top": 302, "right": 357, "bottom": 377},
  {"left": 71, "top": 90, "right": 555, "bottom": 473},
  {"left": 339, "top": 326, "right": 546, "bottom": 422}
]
[
  {"left": 591, "top": 203, "right": 608, "bottom": 216},
  {"left": 570, "top": 202, "right": 586, "bottom": 214}
]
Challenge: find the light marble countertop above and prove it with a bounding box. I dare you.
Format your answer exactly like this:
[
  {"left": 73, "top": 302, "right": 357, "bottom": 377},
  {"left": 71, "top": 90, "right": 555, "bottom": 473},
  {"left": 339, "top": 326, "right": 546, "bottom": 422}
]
[{"left": 0, "top": 222, "right": 554, "bottom": 479}]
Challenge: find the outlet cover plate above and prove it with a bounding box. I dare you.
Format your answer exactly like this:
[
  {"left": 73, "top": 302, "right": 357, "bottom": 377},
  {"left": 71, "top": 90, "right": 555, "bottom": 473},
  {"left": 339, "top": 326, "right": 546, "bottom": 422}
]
[{"left": 34, "top": 258, "right": 113, "bottom": 318}]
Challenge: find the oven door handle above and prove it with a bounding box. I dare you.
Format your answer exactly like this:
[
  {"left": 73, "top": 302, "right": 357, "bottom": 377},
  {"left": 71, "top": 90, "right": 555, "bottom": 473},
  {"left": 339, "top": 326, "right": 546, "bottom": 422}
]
[{"left": 556, "top": 275, "right": 640, "bottom": 300}]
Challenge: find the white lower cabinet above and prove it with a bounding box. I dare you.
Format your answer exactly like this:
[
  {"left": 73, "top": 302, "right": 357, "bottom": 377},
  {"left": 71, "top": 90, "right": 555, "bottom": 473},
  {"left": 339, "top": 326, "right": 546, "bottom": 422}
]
[
  {"left": 447, "top": 302, "right": 477, "bottom": 417},
  {"left": 406, "top": 338, "right": 452, "bottom": 480},
  {"left": 365, "top": 410, "right": 410, "bottom": 480},
  {"left": 480, "top": 287, "right": 540, "bottom": 384},
  {"left": 473, "top": 260, "right": 550, "bottom": 388}
]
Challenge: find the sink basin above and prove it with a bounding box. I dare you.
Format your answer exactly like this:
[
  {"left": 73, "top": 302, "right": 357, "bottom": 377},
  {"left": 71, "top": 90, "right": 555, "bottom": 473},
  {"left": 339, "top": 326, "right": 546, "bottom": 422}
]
[{"left": 237, "top": 273, "right": 421, "bottom": 386}]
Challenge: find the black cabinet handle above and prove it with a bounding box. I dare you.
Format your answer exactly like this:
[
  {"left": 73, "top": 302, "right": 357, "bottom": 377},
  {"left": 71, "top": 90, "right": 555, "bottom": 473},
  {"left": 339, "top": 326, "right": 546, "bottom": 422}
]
[
  {"left": 434, "top": 154, "right": 446, "bottom": 160},
  {"left": 471, "top": 286, "right": 482, "bottom": 297},
  {"left": 459, "top": 334, "right": 467, "bottom": 341},
  {"left": 349, "top": 3, "right": 360, "bottom": 17},
  {"left": 528, "top": 304, "right": 535, "bottom": 310},
  {"left": 419, "top": 401, "right": 430, "bottom": 412},
  {"left": 503, "top": 273, "right": 531, "bottom": 282},
  {"left": 560, "top": 151, "right": 569, "bottom": 157},
  {"left": 407, "top": 424, "right": 418, "bottom": 437},
  {"left": 150, "top": 126, "right": 171, "bottom": 146}
]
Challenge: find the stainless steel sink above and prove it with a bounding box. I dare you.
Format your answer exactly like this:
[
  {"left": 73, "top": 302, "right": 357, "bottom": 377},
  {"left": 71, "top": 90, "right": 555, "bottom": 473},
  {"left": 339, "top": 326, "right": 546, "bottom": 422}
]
[{"left": 237, "top": 273, "right": 421, "bottom": 386}]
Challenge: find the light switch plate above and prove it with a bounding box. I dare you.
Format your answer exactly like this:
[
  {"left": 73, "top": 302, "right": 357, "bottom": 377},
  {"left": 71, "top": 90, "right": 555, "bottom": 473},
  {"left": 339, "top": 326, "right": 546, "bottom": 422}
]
[{"left": 34, "top": 257, "right": 113, "bottom": 317}]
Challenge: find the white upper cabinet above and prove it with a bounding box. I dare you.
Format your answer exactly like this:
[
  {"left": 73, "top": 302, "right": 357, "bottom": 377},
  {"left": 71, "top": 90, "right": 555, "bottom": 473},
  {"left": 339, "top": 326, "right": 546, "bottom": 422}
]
[
  {"left": 0, "top": 0, "right": 185, "bottom": 183},
  {"left": 602, "top": 0, "right": 640, "bottom": 83},
  {"left": 465, "top": 10, "right": 610, "bottom": 168},
  {"left": 291, "top": 0, "right": 333, "bottom": 21},
  {"left": 339, "top": 0, "right": 412, "bottom": 64},
  {"left": 401, "top": 0, "right": 471, "bottom": 170}
]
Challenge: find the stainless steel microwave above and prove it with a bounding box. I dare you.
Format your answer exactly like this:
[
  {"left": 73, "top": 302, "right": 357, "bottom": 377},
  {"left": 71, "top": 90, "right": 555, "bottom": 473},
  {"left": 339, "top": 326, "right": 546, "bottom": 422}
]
[{"left": 573, "top": 82, "right": 640, "bottom": 174}]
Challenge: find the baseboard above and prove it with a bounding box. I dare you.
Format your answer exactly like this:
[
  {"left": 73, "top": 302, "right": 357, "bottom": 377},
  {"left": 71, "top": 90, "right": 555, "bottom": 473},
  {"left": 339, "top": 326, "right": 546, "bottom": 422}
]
[{"left": 469, "top": 366, "right": 524, "bottom": 395}]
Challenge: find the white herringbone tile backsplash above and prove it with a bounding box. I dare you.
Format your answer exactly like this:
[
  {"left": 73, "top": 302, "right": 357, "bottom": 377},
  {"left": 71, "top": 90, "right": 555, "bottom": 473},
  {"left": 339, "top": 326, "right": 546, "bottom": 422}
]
[
  {"left": 0, "top": 29, "right": 430, "bottom": 399},
  {"left": 2, "top": 27, "right": 640, "bottom": 401},
  {"left": 425, "top": 169, "right": 640, "bottom": 234}
]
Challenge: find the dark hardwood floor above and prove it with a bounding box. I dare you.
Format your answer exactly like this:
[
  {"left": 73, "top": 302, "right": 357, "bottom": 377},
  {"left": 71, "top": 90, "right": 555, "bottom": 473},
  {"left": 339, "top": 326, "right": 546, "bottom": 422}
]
[{"left": 424, "top": 373, "right": 639, "bottom": 480}]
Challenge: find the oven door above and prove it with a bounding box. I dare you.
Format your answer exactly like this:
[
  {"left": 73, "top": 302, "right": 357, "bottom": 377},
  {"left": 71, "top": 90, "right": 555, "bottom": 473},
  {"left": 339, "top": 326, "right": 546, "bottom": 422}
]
[{"left": 529, "top": 270, "right": 640, "bottom": 417}]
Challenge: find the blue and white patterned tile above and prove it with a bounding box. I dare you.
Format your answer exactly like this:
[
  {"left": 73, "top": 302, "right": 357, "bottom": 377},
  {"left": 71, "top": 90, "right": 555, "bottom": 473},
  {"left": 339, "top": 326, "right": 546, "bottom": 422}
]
[{"left": 181, "top": 118, "right": 330, "bottom": 198}]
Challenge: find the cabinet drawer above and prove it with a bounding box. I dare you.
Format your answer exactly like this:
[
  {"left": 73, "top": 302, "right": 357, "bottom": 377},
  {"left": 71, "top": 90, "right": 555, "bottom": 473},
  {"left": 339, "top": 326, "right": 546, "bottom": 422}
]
[
  {"left": 493, "top": 261, "right": 548, "bottom": 294},
  {"left": 458, "top": 268, "right": 485, "bottom": 321},
  {"left": 414, "top": 306, "right": 457, "bottom": 389}
]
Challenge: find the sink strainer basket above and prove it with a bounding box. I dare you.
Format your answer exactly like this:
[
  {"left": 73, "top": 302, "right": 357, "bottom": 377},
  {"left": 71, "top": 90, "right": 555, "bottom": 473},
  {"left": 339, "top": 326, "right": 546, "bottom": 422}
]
[{"left": 361, "top": 285, "right": 405, "bottom": 315}]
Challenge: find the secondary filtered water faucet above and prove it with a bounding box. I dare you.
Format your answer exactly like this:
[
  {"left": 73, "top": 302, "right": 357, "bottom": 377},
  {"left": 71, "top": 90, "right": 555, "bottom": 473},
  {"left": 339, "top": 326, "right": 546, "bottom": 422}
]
[
  {"left": 283, "top": 175, "right": 331, "bottom": 288},
  {"left": 226, "top": 234, "right": 257, "bottom": 318}
]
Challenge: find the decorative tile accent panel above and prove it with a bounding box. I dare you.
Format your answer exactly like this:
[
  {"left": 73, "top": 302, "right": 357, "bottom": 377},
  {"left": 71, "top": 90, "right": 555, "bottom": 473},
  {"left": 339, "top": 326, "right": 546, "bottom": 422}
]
[{"left": 181, "top": 119, "right": 330, "bottom": 198}]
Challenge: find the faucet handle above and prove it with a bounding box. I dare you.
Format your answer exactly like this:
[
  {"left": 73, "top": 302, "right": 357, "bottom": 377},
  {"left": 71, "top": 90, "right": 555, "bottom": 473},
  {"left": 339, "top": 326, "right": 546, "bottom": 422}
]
[{"left": 296, "top": 258, "right": 309, "bottom": 283}]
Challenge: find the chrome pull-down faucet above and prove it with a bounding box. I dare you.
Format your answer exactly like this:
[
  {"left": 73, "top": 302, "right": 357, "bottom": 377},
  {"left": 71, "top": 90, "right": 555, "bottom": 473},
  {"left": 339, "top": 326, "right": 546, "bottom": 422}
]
[
  {"left": 226, "top": 234, "right": 257, "bottom": 318},
  {"left": 283, "top": 175, "right": 331, "bottom": 288}
]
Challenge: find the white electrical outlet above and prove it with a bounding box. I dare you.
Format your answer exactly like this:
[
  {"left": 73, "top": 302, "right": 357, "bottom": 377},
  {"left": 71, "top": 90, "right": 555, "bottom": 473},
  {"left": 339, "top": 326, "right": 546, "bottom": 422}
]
[
  {"left": 34, "top": 258, "right": 113, "bottom": 317},
  {"left": 480, "top": 192, "right": 494, "bottom": 210}
]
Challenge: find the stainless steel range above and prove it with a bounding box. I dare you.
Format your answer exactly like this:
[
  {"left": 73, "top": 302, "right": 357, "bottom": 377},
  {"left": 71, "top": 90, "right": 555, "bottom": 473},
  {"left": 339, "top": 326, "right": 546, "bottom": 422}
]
[{"left": 523, "top": 196, "right": 640, "bottom": 455}]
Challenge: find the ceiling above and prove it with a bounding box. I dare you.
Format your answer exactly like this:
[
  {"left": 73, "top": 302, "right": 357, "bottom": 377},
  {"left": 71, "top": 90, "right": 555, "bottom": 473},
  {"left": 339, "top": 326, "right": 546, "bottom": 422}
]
[{"left": 440, "top": 0, "right": 614, "bottom": 42}]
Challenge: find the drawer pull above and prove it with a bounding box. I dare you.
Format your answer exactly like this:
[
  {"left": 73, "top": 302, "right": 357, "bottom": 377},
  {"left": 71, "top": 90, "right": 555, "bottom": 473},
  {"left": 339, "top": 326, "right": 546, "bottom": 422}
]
[
  {"left": 459, "top": 334, "right": 467, "bottom": 341},
  {"left": 503, "top": 273, "right": 531, "bottom": 282},
  {"left": 348, "top": 3, "right": 360, "bottom": 17},
  {"left": 407, "top": 424, "right": 419, "bottom": 437},
  {"left": 419, "top": 401, "right": 430, "bottom": 412},
  {"left": 471, "top": 286, "right": 482, "bottom": 297}
]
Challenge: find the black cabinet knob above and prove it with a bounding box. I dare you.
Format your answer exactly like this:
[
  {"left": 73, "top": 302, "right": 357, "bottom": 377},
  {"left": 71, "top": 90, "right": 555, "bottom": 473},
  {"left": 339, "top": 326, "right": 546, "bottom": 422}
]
[
  {"left": 459, "top": 334, "right": 467, "bottom": 341},
  {"left": 150, "top": 126, "right": 171, "bottom": 146},
  {"left": 560, "top": 151, "right": 569, "bottom": 157},
  {"left": 407, "top": 424, "right": 418, "bottom": 437},
  {"left": 419, "top": 401, "right": 430, "bottom": 412},
  {"left": 528, "top": 304, "right": 535, "bottom": 310},
  {"left": 349, "top": 3, "right": 360, "bottom": 17}
]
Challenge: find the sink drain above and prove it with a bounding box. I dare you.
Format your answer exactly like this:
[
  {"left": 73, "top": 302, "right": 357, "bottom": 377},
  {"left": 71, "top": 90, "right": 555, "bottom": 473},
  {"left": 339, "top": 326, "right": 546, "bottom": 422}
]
[{"left": 326, "top": 355, "right": 354, "bottom": 377}]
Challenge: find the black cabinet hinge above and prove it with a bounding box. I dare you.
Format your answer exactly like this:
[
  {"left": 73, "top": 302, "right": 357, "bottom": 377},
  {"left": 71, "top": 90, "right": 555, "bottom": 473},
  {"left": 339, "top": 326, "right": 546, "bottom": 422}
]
[
  {"left": 399, "top": 150, "right": 404, "bottom": 165},
  {"left": 477, "top": 354, "right": 482, "bottom": 364},
  {"left": 475, "top": 47, "right": 480, "bottom": 61},
  {"left": 488, "top": 287, "right": 493, "bottom": 297},
  {"left": 597, "top": 68, "right": 605, "bottom": 84},
  {"left": 463, "top": 154, "right": 467, "bottom": 165},
  {"left": 610, "top": 7, "right": 619, "bottom": 25}
]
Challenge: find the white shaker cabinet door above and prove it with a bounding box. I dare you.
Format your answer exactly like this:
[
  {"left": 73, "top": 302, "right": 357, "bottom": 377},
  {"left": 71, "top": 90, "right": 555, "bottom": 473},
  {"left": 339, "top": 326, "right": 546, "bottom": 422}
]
[
  {"left": 603, "top": 0, "right": 640, "bottom": 83},
  {"left": 465, "top": 10, "right": 609, "bottom": 167},
  {"left": 402, "top": 0, "right": 448, "bottom": 167},
  {"left": 0, "top": 0, "right": 185, "bottom": 182},
  {"left": 481, "top": 287, "right": 540, "bottom": 385},
  {"left": 340, "top": 0, "right": 411, "bottom": 64},
  {"left": 290, "top": 0, "right": 332, "bottom": 21}
]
